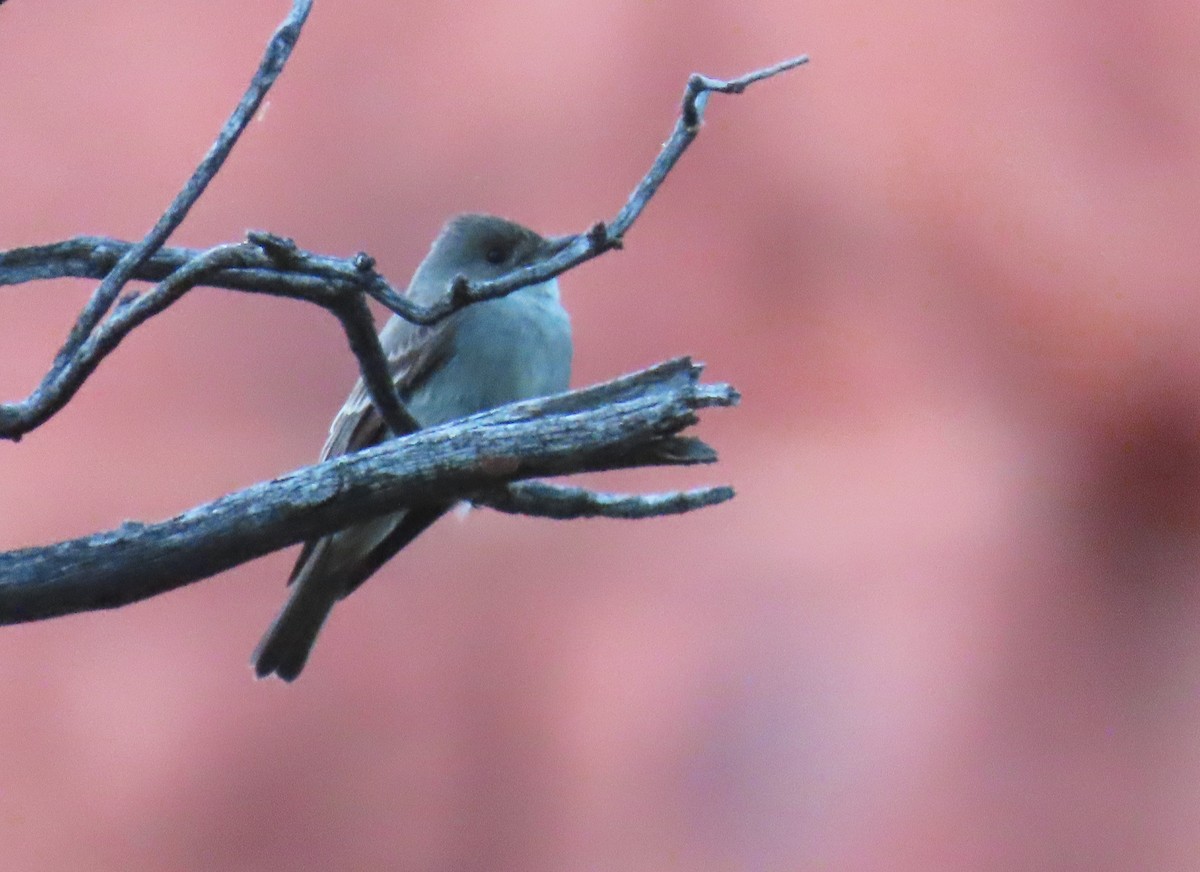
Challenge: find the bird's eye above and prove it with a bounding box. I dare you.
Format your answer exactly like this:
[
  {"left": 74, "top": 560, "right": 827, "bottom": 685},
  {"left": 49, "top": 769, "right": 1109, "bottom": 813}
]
[{"left": 485, "top": 246, "right": 508, "bottom": 265}]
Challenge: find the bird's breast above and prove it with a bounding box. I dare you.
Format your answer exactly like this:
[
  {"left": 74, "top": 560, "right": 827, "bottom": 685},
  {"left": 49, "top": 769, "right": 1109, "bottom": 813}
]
[{"left": 407, "top": 288, "right": 572, "bottom": 427}]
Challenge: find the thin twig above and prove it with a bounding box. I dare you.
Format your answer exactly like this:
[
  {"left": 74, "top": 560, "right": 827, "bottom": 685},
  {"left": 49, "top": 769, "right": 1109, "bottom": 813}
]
[
  {"left": 609, "top": 55, "right": 809, "bottom": 240},
  {"left": 396, "top": 55, "right": 812, "bottom": 318},
  {"left": 478, "top": 481, "right": 736, "bottom": 519},
  {"left": 329, "top": 292, "right": 421, "bottom": 434},
  {"left": 240, "top": 230, "right": 418, "bottom": 433}
]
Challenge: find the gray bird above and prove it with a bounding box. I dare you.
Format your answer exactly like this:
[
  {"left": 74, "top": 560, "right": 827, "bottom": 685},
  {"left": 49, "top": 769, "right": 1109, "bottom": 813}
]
[{"left": 254, "top": 214, "right": 573, "bottom": 681}]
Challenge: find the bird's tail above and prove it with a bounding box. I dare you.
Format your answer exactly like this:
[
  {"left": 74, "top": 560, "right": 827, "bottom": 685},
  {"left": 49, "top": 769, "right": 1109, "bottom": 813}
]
[
  {"left": 252, "top": 546, "right": 340, "bottom": 681},
  {"left": 252, "top": 506, "right": 446, "bottom": 681}
]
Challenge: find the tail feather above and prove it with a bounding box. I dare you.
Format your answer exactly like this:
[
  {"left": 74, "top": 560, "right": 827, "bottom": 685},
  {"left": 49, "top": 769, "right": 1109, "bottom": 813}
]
[
  {"left": 252, "top": 544, "right": 341, "bottom": 681},
  {"left": 253, "top": 505, "right": 448, "bottom": 681}
]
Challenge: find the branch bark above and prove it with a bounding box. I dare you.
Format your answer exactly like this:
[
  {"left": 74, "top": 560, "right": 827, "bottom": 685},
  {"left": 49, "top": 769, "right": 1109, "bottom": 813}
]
[{"left": 0, "top": 359, "right": 735, "bottom": 625}]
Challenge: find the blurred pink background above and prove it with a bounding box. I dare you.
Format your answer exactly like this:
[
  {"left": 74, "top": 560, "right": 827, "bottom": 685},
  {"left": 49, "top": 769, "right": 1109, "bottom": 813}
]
[{"left": 2, "top": 1, "right": 1199, "bottom": 869}]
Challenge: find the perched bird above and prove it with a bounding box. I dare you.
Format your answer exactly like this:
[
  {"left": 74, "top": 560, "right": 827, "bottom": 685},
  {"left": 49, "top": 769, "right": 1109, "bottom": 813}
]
[{"left": 254, "top": 214, "right": 573, "bottom": 681}]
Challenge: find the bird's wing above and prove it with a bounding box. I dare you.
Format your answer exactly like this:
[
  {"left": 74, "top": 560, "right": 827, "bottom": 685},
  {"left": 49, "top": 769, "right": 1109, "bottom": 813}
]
[
  {"left": 319, "top": 318, "right": 454, "bottom": 458},
  {"left": 286, "top": 316, "right": 460, "bottom": 586}
]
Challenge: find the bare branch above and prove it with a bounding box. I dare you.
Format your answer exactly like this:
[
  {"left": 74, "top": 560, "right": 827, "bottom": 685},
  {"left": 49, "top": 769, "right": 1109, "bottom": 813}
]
[
  {"left": 0, "top": 54, "right": 807, "bottom": 441},
  {"left": 0, "top": 234, "right": 420, "bottom": 438},
  {"left": 609, "top": 55, "right": 809, "bottom": 240},
  {"left": 0, "top": 0, "right": 314, "bottom": 439},
  {"left": 328, "top": 292, "right": 421, "bottom": 434},
  {"left": 0, "top": 236, "right": 361, "bottom": 298},
  {"left": 0, "top": 359, "right": 736, "bottom": 625},
  {"left": 239, "top": 231, "right": 420, "bottom": 434},
  {"left": 392, "top": 54, "right": 812, "bottom": 320},
  {"left": 478, "top": 481, "right": 736, "bottom": 520}
]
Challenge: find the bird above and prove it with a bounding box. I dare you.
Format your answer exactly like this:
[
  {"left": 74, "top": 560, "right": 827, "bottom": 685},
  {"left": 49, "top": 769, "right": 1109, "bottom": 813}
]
[{"left": 253, "top": 214, "right": 573, "bottom": 681}]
